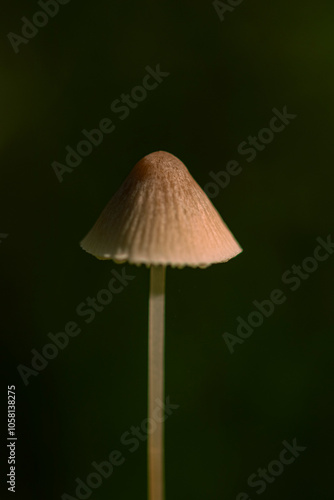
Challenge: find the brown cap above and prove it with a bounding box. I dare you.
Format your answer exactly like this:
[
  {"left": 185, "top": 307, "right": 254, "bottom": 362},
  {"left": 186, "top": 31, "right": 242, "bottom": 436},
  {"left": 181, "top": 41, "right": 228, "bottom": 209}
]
[{"left": 80, "top": 151, "right": 242, "bottom": 267}]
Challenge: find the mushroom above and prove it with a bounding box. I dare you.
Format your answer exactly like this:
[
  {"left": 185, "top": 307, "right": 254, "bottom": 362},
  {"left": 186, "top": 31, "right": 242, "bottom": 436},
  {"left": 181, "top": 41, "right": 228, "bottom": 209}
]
[{"left": 80, "top": 151, "right": 242, "bottom": 500}]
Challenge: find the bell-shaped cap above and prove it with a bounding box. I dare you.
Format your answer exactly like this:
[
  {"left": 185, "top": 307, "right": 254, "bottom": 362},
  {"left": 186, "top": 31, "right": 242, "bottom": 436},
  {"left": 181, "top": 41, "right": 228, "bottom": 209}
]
[{"left": 80, "top": 151, "right": 242, "bottom": 267}]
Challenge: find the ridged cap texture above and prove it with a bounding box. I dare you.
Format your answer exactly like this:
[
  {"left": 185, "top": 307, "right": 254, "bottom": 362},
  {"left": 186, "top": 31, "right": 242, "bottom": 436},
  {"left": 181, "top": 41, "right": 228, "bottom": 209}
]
[{"left": 80, "top": 151, "right": 242, "bottom": 267}]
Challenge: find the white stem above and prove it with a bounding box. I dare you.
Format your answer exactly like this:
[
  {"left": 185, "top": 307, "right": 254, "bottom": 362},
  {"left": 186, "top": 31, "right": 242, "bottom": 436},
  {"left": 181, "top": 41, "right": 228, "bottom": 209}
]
[{"left": 148, "top": 265, "right": 166, "bottom": 500}]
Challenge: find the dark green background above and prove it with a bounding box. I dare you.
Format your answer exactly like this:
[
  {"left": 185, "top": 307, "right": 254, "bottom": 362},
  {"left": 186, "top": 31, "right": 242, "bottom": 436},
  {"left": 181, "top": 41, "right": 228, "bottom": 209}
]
[{"left": 1, "top": 1, "right": 333, "bottom": 499}]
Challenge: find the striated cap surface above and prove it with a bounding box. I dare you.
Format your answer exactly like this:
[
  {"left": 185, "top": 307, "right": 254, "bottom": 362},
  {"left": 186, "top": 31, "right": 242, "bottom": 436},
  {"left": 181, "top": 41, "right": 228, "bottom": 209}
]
[{"left": 80, "top": 151, "right": 242, "bottom": 267}]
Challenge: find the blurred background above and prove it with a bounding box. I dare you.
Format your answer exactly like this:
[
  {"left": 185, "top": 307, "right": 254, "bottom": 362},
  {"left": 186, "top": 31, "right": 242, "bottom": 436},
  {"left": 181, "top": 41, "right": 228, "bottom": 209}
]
[{"left": 1, "top": 1, "right": 333, "bottom": 499}]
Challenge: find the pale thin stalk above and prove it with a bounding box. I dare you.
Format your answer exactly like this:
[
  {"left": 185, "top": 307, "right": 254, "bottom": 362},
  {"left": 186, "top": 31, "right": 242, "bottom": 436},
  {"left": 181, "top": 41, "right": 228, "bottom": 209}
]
[{"left": 148, "top": 265, "right": 166, "bottom": 500}]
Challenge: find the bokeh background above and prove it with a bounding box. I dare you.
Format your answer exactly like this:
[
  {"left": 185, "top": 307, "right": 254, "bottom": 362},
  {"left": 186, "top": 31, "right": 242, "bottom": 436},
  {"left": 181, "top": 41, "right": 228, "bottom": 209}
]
[{"left": 1, "top": 1, "right": 334, "bottom": 499}]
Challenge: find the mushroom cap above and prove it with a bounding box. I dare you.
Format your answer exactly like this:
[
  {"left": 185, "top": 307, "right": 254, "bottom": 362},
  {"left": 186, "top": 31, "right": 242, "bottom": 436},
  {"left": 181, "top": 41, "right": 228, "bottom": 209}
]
[{"left": 80, "top": 151, "right": 242, "bottom": 267}]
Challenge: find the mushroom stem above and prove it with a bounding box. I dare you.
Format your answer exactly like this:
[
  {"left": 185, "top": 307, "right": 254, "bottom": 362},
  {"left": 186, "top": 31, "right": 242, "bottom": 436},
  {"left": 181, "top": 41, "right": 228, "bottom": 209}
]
[{"left": 148, "top": 264, "right": 166, "bottom": 500}]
